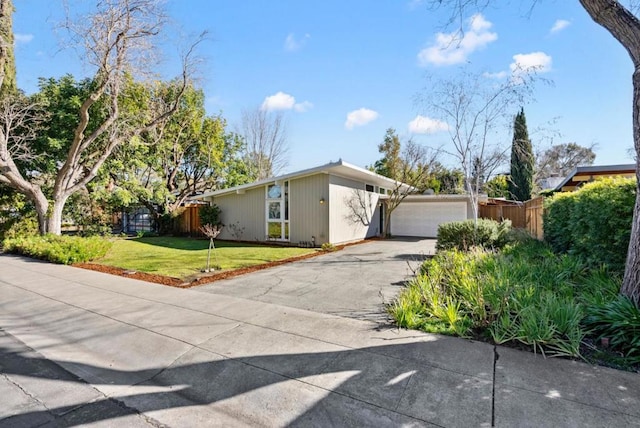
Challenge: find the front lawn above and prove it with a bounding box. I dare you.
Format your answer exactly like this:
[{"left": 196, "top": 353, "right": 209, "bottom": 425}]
[{"left": 97, "top": 237, "right": 317, "bottom": 278}]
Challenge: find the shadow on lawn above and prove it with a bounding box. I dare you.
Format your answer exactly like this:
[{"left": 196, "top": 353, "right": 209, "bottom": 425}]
[{"left": 128, "top": 236, "right": 267, "bottom": 251}]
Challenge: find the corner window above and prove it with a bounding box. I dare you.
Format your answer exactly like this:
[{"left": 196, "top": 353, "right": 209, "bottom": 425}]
[{"left": 266, "top": 181, "right": 289, "bottom": 240}]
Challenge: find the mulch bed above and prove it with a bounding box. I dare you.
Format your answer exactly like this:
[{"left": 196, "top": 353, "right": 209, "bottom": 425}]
[{"left": 72, "top": 239, "right": 371, "bottom": 289}]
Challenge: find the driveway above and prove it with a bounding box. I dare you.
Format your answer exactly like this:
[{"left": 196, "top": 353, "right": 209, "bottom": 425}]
[
  {"left": 1, "top": 254, "right": 639, "bottom": 426},
  {"left": 198, "top": 238, "right": 436, "bottom": 323}
]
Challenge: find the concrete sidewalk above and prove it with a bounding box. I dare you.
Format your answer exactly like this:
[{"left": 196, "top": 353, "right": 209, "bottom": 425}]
[{"left": 0, "top": 254, "right": 638, "bottom": 427}]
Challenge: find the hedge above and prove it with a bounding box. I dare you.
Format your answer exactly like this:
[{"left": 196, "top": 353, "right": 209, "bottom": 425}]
[
  {"left": 436, "top": 218, "right": 512, "bottom": 251},
  {"left": 3, "top": 234, "right": 113, "bottom": 265},
  {"left": 544, "top": 177, "right": 636, "bottom": 272}
]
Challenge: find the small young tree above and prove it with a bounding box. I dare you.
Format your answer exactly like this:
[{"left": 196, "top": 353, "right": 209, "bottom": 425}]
[
  {"left": 199, "top": 204, "right": 222, "bottom": 272},
  {"left": 508, "top": 108, "right": 534, "bottom": 201}
]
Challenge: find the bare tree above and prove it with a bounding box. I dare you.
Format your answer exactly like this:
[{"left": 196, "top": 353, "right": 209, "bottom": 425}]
[
  {"left": 536, "top": 142, "right": 597, "bottom": 179},
  {"left": 423, "top": 0, "right": 640, "bottom": 304},
  {"left": 419, "top": 70, "right": 532, "bottom": 221},
  {"left": 240, "top": 107, "right": 289, "bottom": 180},
  {"left": 344, "top": 189, "right": 375, "bottom": 226},
  {"left": 0, "top": 0, "right": 203, "bottom": 235}
]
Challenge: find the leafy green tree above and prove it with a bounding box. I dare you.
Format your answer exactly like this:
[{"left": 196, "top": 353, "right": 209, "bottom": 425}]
[
  {"left": 0, "top": 0, "right": 16, "bottom": 97},
  {"left": 508, "top": 108, "right": 534, "bottom": 201},
  {"left": 432, "top": 164, "right": 465, "bottom": 194},
  {"left": 0, "top": 0, "right": 203, "bottom": 235},
  {"left": 485, "top": 174, "right": 510, "bottom": 199},
  {"left": 102, "top": 83, "right": 250, "bottom": 228}
]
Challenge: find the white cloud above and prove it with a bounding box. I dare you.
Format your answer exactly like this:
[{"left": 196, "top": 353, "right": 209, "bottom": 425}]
[
  {"left": 408, "top": 115, "right": 449, "bottom": 134},
  {"left": 550, "top": 19, "right": 571, "bottom": 34},
  {"left": 261, "top": 91, "right": 313, "bottom": 112},
  {"left": 510, "top": 52, "right": 552, "bottom": 75},
  {"left": 345, "top": 108, "right": 379, "bottom": 130},
  {"left": 284, "top": 33, "right": 310, "bottom": 52},
  {"left": 14, "top": 33, "right": 33, "bottom": 45},
  {"left": 417, "top": 14, "right": 497, "bottom": 67},
  {"left": 293, "top": 100, "right": 313, "bottom": 112}
]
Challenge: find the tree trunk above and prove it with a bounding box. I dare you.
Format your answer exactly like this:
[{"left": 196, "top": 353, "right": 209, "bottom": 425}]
[
  {"left": 32, "top": 192, "right": 49, "bottom": 235},
  {"left": 621, "top": 68, "right": 640, "bottom": 305},
  {"left": 578, "top": 0, "right": 640, "bottom": 304},
  {"left": 383, "top": 202, "right": 392, "bottom": 238},
  {"left": 45, "top": 195, "right": 69, "bottom": 236}
]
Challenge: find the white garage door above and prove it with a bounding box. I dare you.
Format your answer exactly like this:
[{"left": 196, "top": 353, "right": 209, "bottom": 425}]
[{"left": 391, "top": 202, "right": 467, "bottom": 238}]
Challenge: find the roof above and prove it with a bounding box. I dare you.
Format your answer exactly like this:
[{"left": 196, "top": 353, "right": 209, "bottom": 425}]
[
  {"left": 197, "top": 160, "right": 410, "bottom": 199},
  {"left": 554, "top": 164, "right": 637, "bottom": 192}
]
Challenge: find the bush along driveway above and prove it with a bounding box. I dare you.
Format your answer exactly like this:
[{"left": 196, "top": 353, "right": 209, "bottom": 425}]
[{"left": 390, "top": 237, "right": 640, "bottom": 371}]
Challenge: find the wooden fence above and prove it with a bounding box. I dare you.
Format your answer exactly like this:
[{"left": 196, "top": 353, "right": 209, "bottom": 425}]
[
  {"left": 479, "top": 196, "right": 545, "bottom": 240},
  {"left": 175, "top": 205, "right": 203, "bottom": 236},
  {"left": 524, "top": 196, "right": 544, "bottom": 240},
  {"left": 478, "top": 203, "right": 526, "bottom": 228}
]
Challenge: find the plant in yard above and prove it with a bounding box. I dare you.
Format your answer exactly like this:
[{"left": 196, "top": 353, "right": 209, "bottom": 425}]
[
  {"left": 321, "top": 242, "right": 337, "bottom": 252},
  {"left": 390, "top": 239, "right": 623, "bottom": 359},
  {"left": 583, "top": 296, "right": 640, "bottom": 364},
  {"left": 3, "top": 235, "right": 112, "bottom": 264},
  {"left": 200, "top": 223, "right": 223, "bottom": 272},
  {"left": 544, "top": 177, "right": 635, "bottom": 273},
  {"left": 436, "top": 218, "right": 512, "bottom": 251}
]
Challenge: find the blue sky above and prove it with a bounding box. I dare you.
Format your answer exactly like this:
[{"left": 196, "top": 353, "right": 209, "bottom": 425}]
[{"left": 13, "top": 0, "right": 635, "bottom": 175}]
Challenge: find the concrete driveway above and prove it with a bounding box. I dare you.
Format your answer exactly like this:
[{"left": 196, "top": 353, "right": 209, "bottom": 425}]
[
  {"left": 198, "top": 238, "right": 436, "bottom": 323},
  {"left": 1, "top": 254, "right": 639, "bottom": 427}
]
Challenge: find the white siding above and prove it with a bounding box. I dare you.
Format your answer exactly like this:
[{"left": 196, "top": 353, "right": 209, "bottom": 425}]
[
  {"left": 210, "top": 187, "right": 265, "bottom": 241},
  {"left": 391, "top": 201, "right": 468, "bottom": 238},
  {"left": 290, "top": 174, "right": 330, "bottom": 245},
  {"left": 329, "top": 175, "right": 381, "bottom": 244}
]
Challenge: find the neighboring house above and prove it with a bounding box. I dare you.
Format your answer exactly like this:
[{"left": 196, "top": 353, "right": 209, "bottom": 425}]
[
  {"left": 197, "top": 160, "right": 473, "bottom": 246},
  {"left": 554, "top": 164, "right": 636, "bottom": 192}
]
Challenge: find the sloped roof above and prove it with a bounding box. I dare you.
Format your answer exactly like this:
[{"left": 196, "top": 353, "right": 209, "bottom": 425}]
[
  {"left": 197, "top": 160, "right": 411, "bottom": 198},
  {"left": 554, "top": 164, "right": 636, "bottom": 192}
]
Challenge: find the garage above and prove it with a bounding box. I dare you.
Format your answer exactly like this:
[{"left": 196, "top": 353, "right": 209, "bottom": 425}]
[{"left": 390, "top": 196, "right": 470, "bottom": 238}]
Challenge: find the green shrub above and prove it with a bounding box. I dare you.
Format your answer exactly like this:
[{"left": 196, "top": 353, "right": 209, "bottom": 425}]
[
  {"left": 1, "top": 214, "right": 39, "bottom": 241},
  {"left": 583, "top": 296, "right": 640, "bottom": 364},
  {"left": 389, "top": 239, "right": 621, "bottom": 358},
  {"left": 436, "top": 218, "right": 512, "bottom": 251},
  {"left": 3, "top": 234, "right": 113, "bottom": 264},
  {"left": 199, "top": 204, "right": 222, "bottom": 226},
  {"left": 544, "top": 177, "right": 635, "bottom": 273},
  {"left": 321, "top": 242, "right": 337, "bottom": 252}
]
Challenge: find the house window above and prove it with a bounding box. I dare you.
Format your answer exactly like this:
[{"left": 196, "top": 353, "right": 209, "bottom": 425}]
[
  {"left": 266, "top": 181, "right": 289, "bottom": 240},
  {"left": 379, "top": 187, "right": 386, "bottom": 195},
  {"left": 365, "top": 184, "right": 374, "bottom": 192}
]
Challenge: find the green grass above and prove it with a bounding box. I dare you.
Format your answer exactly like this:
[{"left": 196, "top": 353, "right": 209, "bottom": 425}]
[{"left": 97, "top": 237, "right": 316, "bottom": 278}]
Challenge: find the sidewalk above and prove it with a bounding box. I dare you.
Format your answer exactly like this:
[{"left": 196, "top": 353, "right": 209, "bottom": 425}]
[{"left": 1, "top": 254, "right": 638, "bottom": 427}]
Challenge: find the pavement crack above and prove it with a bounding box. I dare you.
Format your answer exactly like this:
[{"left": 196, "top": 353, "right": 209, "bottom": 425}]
[
  {"left": 492, "top": 345, "right": 499, "bottom": 427},
  {"left": 1, "top": 372, "right": 50, "bottom": 412}
]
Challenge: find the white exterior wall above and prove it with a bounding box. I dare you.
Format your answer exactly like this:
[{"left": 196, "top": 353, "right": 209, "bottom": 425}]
[
  {"left": 207, "top": 187, "right": 265, "bottom": 241},
  {"left": 289, "top": 174, "right": 330, "bottom": 245},
  {"left": 391, "top": 195, "right": 473, "bottom": 238},
  {"left": 328, "top": 175, "right": 381, "bottom": 244}
]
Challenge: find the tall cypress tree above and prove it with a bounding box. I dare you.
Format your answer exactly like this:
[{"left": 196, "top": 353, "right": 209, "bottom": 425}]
[
  {"left": 508, "top": 108, "right": 534, "bottom": 201},
  {"left": 0, "top": 0, "right": 16, "bottom": 97}
]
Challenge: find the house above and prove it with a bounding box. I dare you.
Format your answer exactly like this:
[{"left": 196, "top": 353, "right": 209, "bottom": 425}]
[
  {"left": 554, "top": 164, "right": 636, "bottom": 192},
  {"left": 197, "top": 160, "right": 473, "bottom": 246}
]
